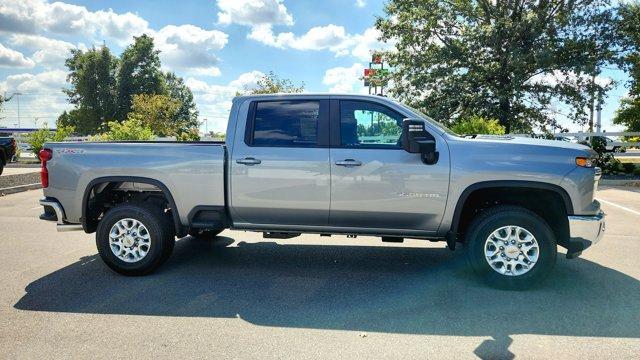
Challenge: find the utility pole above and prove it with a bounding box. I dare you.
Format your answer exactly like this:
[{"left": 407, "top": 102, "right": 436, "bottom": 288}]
[{"left": 15, "top": 92, "right": 22, "bottom": 129}]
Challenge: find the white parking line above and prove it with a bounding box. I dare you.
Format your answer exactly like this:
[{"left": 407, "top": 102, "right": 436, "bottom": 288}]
[{"left": 597, "top": 198, "right": 640, "bottom": 216}]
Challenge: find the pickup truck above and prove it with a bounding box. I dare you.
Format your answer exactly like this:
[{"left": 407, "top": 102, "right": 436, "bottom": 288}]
[
  {"left": 0, "top": 136, "right": 17, "bottom": 175},
  {"left": 38, "top": 94, "right": 605, "bottom": 289}
]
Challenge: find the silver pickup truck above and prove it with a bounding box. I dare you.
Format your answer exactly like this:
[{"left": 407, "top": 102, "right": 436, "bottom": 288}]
[{"left": 38, "top": 94, "right": 605, "bottom": 289}]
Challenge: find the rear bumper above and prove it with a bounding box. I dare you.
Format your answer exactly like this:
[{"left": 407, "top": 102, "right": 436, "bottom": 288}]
[
  {"left": 565, "top": 210, "right": 605, "bottom": 259},
  {"left": 39, "top": 197, "right": 83, "bottom": 232}
]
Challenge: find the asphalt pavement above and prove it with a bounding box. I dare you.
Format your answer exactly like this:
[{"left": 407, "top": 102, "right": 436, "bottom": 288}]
[{"left": 0, "top": 188, "right": 638, "bottom": 359}]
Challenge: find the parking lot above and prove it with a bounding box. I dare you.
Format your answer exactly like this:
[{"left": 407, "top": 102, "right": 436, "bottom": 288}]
[{"left": 0, "top": 188, "right": 638, "bottom": 359}]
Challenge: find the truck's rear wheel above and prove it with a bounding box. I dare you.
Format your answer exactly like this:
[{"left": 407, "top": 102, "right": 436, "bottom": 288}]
[
  {"left": 465, "top": 205, "right": 557, "bottom": 290},
  {"left": 96, "top": 202, "right": 175, "bottom": 276}
]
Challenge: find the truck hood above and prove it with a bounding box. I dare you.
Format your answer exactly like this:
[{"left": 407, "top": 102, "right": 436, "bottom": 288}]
[{"left": 457, "top": 135, "right": 595, "bottom": 156}]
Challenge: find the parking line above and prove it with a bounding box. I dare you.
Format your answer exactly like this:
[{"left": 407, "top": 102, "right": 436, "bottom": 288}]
[{"left": 597, "top": 198, "right": 640, "bottom": 216}]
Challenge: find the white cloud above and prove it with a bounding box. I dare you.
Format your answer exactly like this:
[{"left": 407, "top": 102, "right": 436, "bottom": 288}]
[
  {"left": 186, "top": 71, "right": 264, "bottom": 131},
  {"left": 355, "top": 0, "right": 367, "bottom": 7},
  {"left": 155, "top": 25, "right": 228, "bottom": 75},
  {"left": 323, "top": 63, "right": 365, "bottom": 93},
  {"left": 0, "top": 70, "right": 71, "bottom": 127},
  {"left": 249, "top": 24, "right": 351, "bottom": 51},
  {"left": 0, "top": 43, "right": 35, "bottom": 68},
  {"left": 248, "top": 25, "right": 391, "bottom": 61},
  {"left": 9, "top": 34, "right": 76, "bottom": 68},
  {"left": 217, "top": 0, "right": 293, "bottom": 26},
  {"left": 0, "top": 0, "right": 150, "bottom": 44}
]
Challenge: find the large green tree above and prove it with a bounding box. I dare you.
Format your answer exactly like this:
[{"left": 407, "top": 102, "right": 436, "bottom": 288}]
[
  {"left": 613, "top": 2, "right": 640, "bottom": 135},
  {"left": 165, "top": 72, "right": 200, "bottom": 133},
  {"left": 376, "top": 0, "right": 619, "bottom": 133},
  {"left": 116, "top": 34, "right": 166, "bottom": 120},
  {"left": 60, "top": 46, "right": 118, "bottom": 134},
  {"left": 60, "top": 34, "right": 199, "bottom": 137}
]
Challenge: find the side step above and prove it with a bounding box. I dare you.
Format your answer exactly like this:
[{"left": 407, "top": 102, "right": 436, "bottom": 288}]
[
  {"left": 381, "top": 236, "right": 404, "bottom": 243},
  {"left": 263, "top": 232, "right": 301, "bottom": 239}
]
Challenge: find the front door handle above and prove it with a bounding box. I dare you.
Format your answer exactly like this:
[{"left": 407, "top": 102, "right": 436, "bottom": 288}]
[
  {"left": 236, "top": 157, "right": 262, "bottom": 165},
  {"left": 335, "top": 159, "right": 362, "bottom": 167}
]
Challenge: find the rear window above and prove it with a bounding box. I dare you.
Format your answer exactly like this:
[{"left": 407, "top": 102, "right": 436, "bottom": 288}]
[{"left": 252, "top": 100, "right": 320, "bottom": 146}]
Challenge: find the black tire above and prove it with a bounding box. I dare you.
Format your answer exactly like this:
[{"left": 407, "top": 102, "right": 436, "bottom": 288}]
[
  {"left": 96, "top": 202, "right": 175, "bottom": 276},
  {"left": 0, "top": 162, "right": 3, "bottom": 176},
  {"left": 188, "top": 228, "right": 223, "bottom": 240},
  {"left": 465, "top": 205, "right": 557, "bottom": 290}
]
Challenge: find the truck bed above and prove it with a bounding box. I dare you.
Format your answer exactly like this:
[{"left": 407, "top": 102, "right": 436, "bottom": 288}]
[{"left": 42, "top": 141, "right": 226, "bottom": 226}]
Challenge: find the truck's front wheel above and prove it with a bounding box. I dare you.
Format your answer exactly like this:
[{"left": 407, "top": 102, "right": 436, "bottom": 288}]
[
  {"left": 465, "top": 205, "right": 557, "bottom": 290},
  {"left": 96, "top": 202, "right": 175, "bottom": 276}
]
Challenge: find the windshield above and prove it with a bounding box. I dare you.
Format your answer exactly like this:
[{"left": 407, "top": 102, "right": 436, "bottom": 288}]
[{"left": 398, "top": 102, "right": 459, "bottom": 136}]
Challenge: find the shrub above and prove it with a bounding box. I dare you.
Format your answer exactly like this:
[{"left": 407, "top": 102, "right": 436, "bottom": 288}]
[
  {"left": 590, "top": 137, "right": 622, "bottom": 175},
  {"left": 451, "top": 116, "right": 506, "bottom": 135},
  {"left": 27, "top": 125, "right": 75, "bottom": 154},
  {"left": 633, "top": 166, "right": 640, "bottom": 176},
  {"left": 622, "top": 163, "right": 636, "bottom": 174},
  {"left": 93, "top": 119, "right": 154, "bottom": 141}
]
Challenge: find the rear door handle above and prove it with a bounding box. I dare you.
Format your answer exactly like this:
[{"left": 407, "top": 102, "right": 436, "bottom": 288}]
[
  {"left": 335, "top": 159, "right": 362, "bottom": 167},
  {"left": 236, "top": 157, "right": 262, "bottom": 165}
]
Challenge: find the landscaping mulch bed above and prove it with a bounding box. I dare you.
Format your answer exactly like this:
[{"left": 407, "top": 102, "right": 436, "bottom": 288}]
[{"left": 0, "top": 172, "right": 41, "bottom": 191}]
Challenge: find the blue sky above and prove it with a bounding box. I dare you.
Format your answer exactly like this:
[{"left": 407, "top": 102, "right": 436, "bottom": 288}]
[{"left": 0, "top": 0, "right": 630, "bottom": 133}]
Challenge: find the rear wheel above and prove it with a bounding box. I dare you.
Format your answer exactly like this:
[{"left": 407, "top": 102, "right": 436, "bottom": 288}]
[
  {"left": 465, "top": 205, "right": 557, "bottom": 290},
  {"left": 96, "top": 202, "right": 175, "bottom": 276}
]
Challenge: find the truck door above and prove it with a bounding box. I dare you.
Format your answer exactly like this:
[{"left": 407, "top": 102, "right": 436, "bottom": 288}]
[
  {"left": 329, "top": 99, "right": 449, "bottom": 235},
  {"left": 230, "top": 99, "right": 331, "bottom": 227}
]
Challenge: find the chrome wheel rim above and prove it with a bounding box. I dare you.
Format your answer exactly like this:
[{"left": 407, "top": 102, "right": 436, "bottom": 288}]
[
  {"left": 484, "top": 225, "right": 539, "bottom": 276},
  {"left": 109, "top": 218, "right": 151, "bottom": 263}
]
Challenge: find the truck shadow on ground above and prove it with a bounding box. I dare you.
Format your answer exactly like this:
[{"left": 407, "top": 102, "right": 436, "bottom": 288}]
[{"left": 14, "top": 235, "right": 640, "bottom": 357}]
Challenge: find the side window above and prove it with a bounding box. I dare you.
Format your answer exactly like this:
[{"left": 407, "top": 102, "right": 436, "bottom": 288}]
[
  {"left": 340, "top": 100, "right": 404, "bottom": 148},
  {"left": 251, "top": 100, "right": 320, "bottom": 146}
]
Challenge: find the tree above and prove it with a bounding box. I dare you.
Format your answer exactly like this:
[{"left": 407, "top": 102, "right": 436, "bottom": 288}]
[
  {"left": 126, "top": 94, "right": 182, "bottom": 137},
  {"left": 116, "top": 35, "right": 166, "bottom": 120},
  {"left": 27, "top": 124, "right": 75, "bottom": 154},
  {"left": 242, "top": 71, "right": 305, "bottom": 94},
  {"left": 613, "top": 3, "right": 640, "bottom": 136},
  {"left": 62, "top": 46, "right": 118, "bottom": 134},
  {"left": 376, "top": 0, "right": 619, "bottom": 133},
  {"left": 165, "top": 72, "right": 200, "bottom": 134},
  {"left": 451, "top": 116, "right": 506, "bottom": 135},
  {"left": 93, "top": 118, "right": 154, "bottom": 141}
]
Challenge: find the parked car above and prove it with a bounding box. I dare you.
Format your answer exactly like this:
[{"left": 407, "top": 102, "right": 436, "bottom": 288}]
[
  {"left": 0, "top": 136, "right": 17, "bottom": 175},
  {"left": 38, "top": 94, "right": 605, "bottom": 289}
]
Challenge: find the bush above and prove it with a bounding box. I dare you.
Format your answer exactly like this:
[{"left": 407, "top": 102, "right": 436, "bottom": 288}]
[
  {"left": 590, "top": 137, "right": 622, "bottom": 175},
  {"left": 634, "top": 166, "right": 640, "bottom": 176},
  {"left": 451, "top": 116, "right": 506, "bottom": 135},
  {"left": 93, "top": 119, "right": 155, "bottom": 141},
  {"left": 27, "top": 125, "right": 75, "bottom": 154},
  {"left": 622, "top": 163, "right": 636, "bottom": 174}
]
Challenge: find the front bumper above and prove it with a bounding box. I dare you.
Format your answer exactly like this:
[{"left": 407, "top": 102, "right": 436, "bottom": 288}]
[{"left": 565, "top": 210, "right": 605, "bottom": 259}]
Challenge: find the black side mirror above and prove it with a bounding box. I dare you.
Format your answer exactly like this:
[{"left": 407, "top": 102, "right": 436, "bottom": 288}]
[{"left": 402, "top": 119, "right": 439, "bottom": 165}]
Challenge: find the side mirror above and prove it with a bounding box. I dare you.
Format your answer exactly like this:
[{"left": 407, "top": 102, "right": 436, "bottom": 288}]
[{"left": 402, "top": 119, "right": 439, "bottom": 165}]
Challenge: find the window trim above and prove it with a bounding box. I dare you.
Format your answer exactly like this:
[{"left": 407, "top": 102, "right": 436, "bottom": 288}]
[
  {"left": 244, "top": 99, "right": 330, "bottom": 148},
  {"left": 333, "top": 99, "right": 407, "bottom": 150}
]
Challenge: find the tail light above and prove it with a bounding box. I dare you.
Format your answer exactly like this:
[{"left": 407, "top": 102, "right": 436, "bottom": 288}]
[{"left": 39, "top": 149, "right": 52, "bottom": 188}]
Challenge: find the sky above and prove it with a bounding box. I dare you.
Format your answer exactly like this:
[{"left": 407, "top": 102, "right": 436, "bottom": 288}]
[{"left": 0, "top": 0, "right": 631, "bottom": 133}]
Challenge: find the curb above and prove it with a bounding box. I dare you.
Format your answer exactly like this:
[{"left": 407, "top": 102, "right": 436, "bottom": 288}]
[
  {"left": 599, "top": 179, "right": 640, "bottom": 187},
  {"left": 0, "top": 183, "right": 42, "bottom": 195}
]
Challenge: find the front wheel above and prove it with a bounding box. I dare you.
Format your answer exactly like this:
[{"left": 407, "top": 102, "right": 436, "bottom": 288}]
[
  {"left": 96, "top": 202, "right": 175, "bottom": 276},
  {"left": 465, "top": 205, "right": 557, "bottom": 290}
]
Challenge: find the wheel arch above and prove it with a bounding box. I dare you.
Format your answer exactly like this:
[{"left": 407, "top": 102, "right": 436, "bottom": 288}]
[
  {"left": 82, "top": 176, "right": 185, "bottom": 237},
  {"left": 448, "top": 181, "right": 573, "bottom": 249}
]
